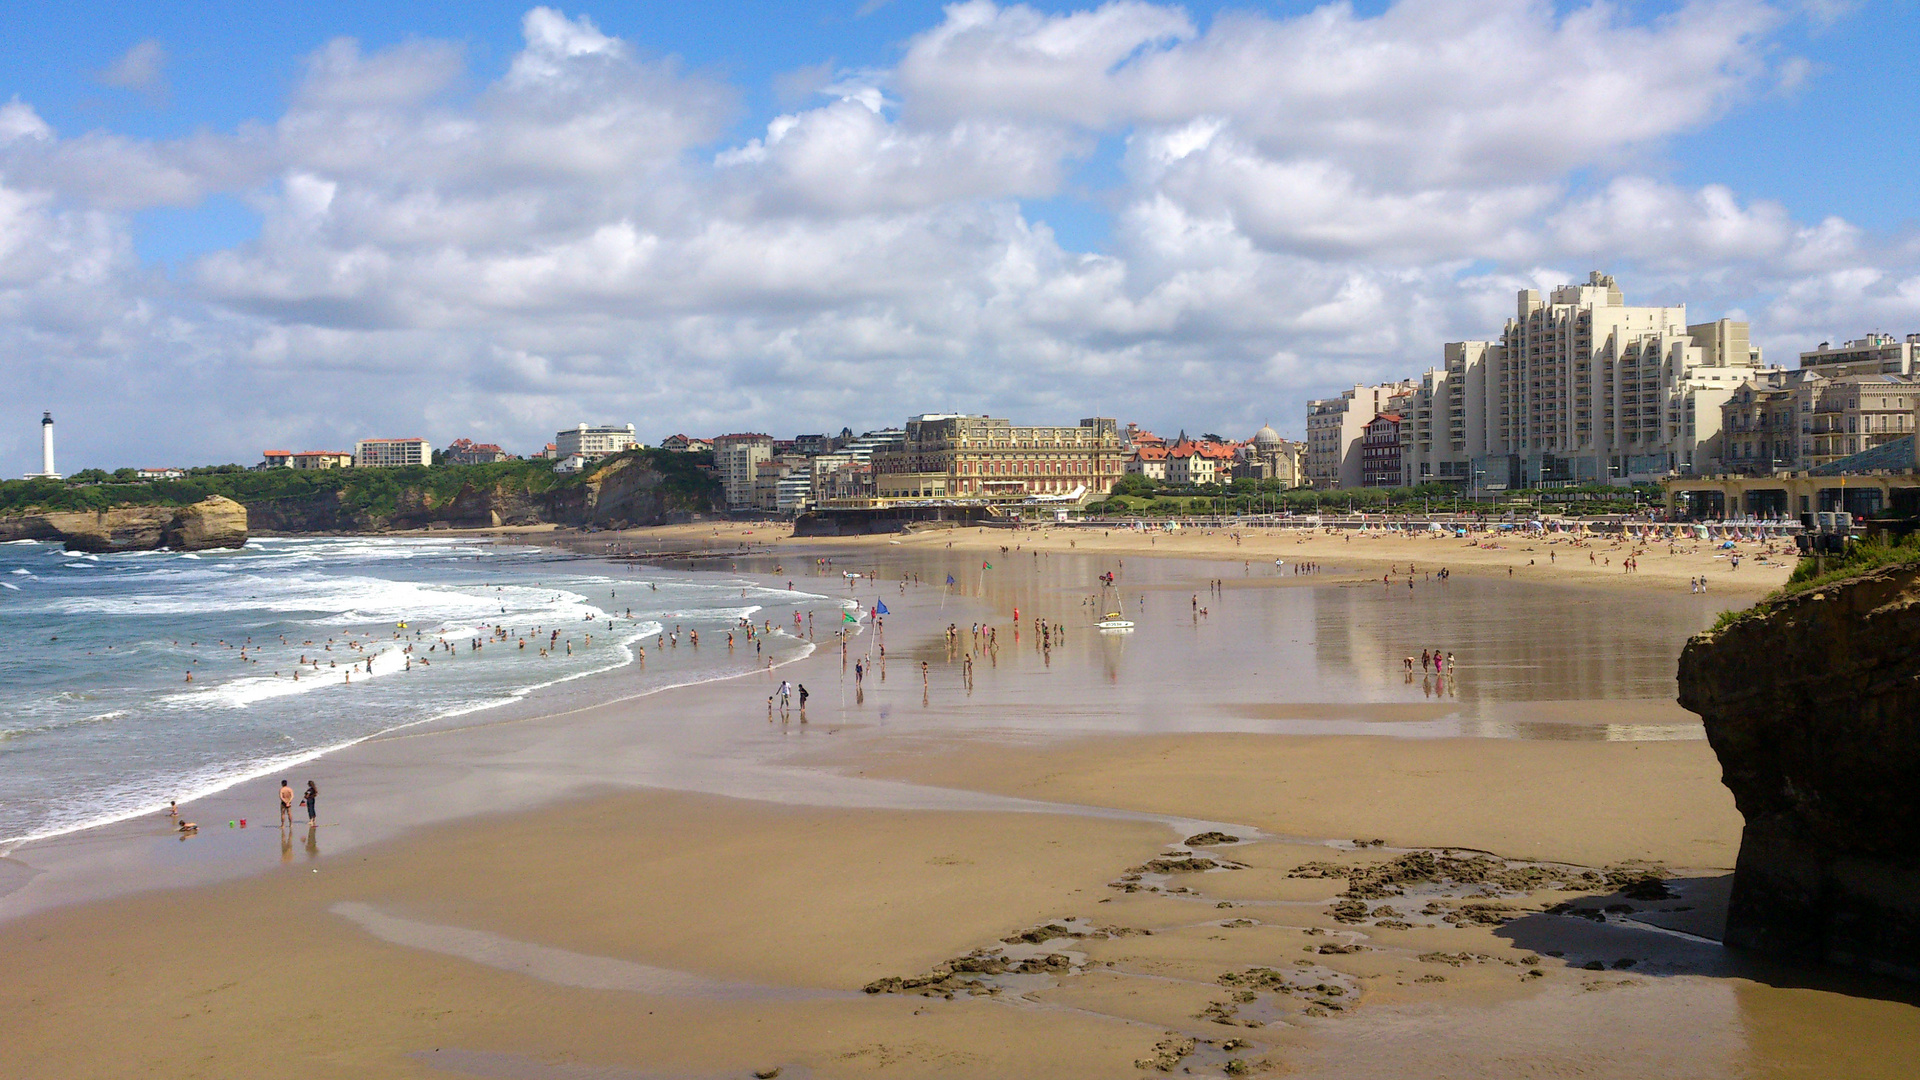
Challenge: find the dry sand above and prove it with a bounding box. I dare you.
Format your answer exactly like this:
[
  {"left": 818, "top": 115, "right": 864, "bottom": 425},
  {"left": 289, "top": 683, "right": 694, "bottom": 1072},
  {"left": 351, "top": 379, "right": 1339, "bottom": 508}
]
[{"left": 5, "top": 524, "right": 1911, "bottom": 1080}]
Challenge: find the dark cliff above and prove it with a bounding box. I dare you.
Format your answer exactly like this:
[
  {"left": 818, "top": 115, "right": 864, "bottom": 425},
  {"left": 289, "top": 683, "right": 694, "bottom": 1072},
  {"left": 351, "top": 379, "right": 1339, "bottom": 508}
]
[{"left": 1676, "top": 561, "right": 1920, "bottom": 981}]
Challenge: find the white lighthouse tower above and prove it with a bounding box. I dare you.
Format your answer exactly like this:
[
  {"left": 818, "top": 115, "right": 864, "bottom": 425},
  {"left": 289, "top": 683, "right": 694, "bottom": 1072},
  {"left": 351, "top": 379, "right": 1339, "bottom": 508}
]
[{"left": 25, "top": 411, "right": 61, "bottom": 480}]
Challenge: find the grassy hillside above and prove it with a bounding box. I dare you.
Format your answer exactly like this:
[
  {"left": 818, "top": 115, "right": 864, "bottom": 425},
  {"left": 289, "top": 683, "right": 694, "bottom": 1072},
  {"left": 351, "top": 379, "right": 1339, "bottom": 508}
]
[{"left": 0, "top": 450, "right": 718, "bottom": 520}]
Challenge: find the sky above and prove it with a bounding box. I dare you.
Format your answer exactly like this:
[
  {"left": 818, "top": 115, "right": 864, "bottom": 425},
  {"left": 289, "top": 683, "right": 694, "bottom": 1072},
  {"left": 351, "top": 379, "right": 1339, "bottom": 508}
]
[{"left": 3, "top": 0, "right": 1917, "bottom": 472}]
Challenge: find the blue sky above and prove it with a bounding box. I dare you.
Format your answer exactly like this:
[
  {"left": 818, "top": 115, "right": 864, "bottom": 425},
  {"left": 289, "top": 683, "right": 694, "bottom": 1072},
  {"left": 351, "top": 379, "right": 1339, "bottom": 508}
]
[{"left": 2, "top": 1, "right": 1917, "bottom": 469}]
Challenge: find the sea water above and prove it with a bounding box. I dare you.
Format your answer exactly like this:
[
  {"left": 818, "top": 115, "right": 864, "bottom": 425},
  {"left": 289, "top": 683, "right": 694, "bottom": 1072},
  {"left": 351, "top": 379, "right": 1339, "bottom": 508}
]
[{"left": 0, "top": 536, "right": 833, "bottom": 845}]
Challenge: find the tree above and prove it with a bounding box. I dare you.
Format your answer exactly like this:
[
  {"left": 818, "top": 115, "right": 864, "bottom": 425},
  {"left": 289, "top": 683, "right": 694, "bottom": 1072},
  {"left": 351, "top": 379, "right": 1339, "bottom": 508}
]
[
  {"left": 68, "top": 469, "right": 109, "bottom": 485},
  {"left": 1111, "top": 473, "right": 1157, "bottom": 497},
  {"left": 111, "top": 468, "right": 139, "bottom": 483}
]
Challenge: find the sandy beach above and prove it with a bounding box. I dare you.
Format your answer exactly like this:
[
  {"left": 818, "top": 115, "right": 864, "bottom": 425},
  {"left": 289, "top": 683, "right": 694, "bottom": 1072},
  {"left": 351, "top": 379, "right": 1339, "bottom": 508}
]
[{"left": 6, "top": 524, "right": 1916, "bottom": 1079}]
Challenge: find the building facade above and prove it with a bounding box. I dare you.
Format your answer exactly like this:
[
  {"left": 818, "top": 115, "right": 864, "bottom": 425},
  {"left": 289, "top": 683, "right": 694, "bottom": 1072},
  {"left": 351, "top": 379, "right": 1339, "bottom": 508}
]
[
  {"left": 1234, "top": 425, "right": 1305, "bottom": 486},
  {"left": 712, "top": 433, "right": 773, "bottom": 509},
  {"left": 1723, "top": 371, "right": 1918, "bottom": 473},
  {"left": 871, "top": 415, "right": 1122, "bottom": 501},
  {"left": 1126, "top": 446, "right": 1169, "bottom": 481},
  {"left": 1388, "top": 273, "right": 1776, "bottom": 489},
  {"left": 1799, "top": 334, "right": 1920, "bottom": 378},
  {"left": 354, "top": 438, "right": 431, "bottom": 469},
  {"left": 292, "top": 451, "right": 354, "bottom": 470},
  {"left": 1305, "top": 382, "right": 1416, "bottom": 489},
  {"left": 443, "top": 439, "right": 511, "bottom": 465},
  {"left": 1361, "top": 413, "right": 1403, "bottom": 487},
  {"left": 555, "top": 424, "right": 637, "bottom": 460}
]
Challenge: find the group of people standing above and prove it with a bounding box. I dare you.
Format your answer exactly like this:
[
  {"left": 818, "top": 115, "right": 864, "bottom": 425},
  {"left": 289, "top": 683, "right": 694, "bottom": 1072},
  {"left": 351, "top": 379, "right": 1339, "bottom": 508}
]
[{"left": 279, "top": 779, "right": 318, "bottom": 827}]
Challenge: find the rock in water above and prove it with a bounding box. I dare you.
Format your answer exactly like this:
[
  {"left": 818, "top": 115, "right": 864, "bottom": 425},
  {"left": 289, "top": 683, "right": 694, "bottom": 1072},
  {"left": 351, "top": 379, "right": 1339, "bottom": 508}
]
[
  {"left": 163, "top": 495, "right": 248, "bottom": 551},
  {"left": 1677, "top": 561, "right": 1920, "bottom": 981}
]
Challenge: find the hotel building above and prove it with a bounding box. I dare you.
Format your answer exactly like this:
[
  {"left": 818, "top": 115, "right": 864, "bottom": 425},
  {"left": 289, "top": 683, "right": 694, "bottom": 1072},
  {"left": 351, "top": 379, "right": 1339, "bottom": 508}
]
[
  {"left": 554, "top": 424, "right": 637, "bottom": 460},
  {"left": 1394, "top": 273, "right": 1775, "bottom": 488},
  {"left": 871, "top": 415, "right": 1122, "bottom": 501},
  {"left": 354, "top": 438, "right": 432, "bottom": 469}
]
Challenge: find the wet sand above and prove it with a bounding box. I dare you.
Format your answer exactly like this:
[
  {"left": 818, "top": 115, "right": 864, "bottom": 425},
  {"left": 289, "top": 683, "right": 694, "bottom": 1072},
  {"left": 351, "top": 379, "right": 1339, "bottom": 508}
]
[{"left": 5, "top": 534, "right": 1914, "bottom": 1078}]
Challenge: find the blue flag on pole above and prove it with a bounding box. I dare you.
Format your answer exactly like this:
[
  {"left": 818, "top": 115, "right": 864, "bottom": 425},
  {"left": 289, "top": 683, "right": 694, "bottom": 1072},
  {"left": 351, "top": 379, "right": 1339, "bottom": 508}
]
[
  {"left": 945, "top": 574, "right": 955, "bottom": 586},
  {"left": 875, "top": 600, "right": 890, "bottom": 615}
]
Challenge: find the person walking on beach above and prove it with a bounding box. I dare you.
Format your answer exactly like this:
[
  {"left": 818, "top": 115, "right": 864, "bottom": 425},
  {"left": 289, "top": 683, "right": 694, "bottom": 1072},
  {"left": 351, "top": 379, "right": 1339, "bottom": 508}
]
[
  {"left": 797, "top": 684, "right": 809, "bottom": 713},
  {"left": 304, "top": 781, "right": 318, "bottom": 825},
  {"left": 279, "top": 780, "right": 294, "bottom": 827}
]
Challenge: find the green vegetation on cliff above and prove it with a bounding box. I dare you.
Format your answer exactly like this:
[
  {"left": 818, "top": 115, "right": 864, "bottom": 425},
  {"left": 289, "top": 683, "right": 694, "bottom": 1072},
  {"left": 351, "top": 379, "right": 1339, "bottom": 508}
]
[
  {"left": 1703, "top": 532, "right": 1920, "bottom": 636},
  {"left": 1777, "top": 532, "right": 1920, "bottom": 598},
  {"left": 0, "top": 450, "right": 719, "bottom": 521}
]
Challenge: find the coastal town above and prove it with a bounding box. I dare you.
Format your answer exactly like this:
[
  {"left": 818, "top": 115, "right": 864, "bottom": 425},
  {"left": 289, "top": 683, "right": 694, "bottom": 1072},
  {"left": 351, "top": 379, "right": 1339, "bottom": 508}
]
[
  {"left": 5, "top": 5, "right": 1920, "bottom": 1078},
  {"left": 18, "top": 274, "right": 1919, "bottom": 526}
]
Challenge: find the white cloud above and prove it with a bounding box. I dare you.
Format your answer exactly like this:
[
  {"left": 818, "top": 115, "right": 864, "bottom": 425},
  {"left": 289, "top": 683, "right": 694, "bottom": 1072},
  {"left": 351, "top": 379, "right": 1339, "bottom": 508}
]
[
  {"left": 1, "top": 0, "right": 1914, "bottom": 472},
  {"left": 0, "top": 98, "right": 53, "bottom": 144},
  {"left": 96, "top": 40, "right": 169, "bottom": 100}
]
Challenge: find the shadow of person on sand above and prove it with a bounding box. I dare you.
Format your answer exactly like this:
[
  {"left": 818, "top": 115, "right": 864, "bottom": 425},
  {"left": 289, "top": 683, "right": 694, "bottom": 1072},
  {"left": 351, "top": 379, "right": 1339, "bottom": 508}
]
[{"left": 1493, "top": 872, "right": 1920, "bottom": 1006}]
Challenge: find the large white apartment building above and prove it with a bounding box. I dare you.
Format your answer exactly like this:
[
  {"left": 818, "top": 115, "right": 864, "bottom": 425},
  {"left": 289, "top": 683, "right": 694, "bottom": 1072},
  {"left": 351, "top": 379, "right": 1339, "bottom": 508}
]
[
  {"left": 1393, "top": 273, "right": 1775, "bottom": 488},
  {"left": 353, "top": 438, "right": 431, "bottom": 468},
  {"left": 555, "top": 424, "right": 638, "bottom": 460},
  {"left": 1305, "top": 382, "right": 1415, "bottom": 489}
]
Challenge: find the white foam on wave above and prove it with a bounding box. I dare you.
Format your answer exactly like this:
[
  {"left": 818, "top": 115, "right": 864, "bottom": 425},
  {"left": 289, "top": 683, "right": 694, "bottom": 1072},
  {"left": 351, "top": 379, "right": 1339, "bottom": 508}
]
[
  {"left": 0, "top": 582, "right": 17, "bottom": 590},
  {"left": 49, "top": 570, "right": 605, "bottom": 633},
  {"left": 0, "top": 540, "right": 827, "bottom": 849},
  {"left": 165, "top": 644, "right": 416, "bottom": 709},
  {"left": 0, "top": 709, "right": 127, "bottom": 742},
  {"left": 10, "top": 568, "right": 32, "bottom": 575}
]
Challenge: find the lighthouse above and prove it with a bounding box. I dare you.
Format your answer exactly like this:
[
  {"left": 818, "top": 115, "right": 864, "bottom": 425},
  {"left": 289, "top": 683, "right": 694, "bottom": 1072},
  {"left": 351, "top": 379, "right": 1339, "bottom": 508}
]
[{"left": 25, "top": 411, "right": 61, "bottom": 480}]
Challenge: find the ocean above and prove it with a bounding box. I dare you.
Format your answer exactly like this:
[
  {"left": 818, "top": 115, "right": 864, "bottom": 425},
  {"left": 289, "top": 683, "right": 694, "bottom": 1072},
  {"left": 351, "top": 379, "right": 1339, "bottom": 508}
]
[{"left": 0, "top": 536, "right": 833, "bottom": 846}]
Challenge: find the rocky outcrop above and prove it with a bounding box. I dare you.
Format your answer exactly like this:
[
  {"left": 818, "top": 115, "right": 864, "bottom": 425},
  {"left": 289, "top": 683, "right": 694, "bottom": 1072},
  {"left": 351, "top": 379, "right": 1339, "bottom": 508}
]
[
  {"left": 1676, "top": 561, "right": 1920, "bottom": 981},
  {"left": 161, "top": 495, "right": 248, "bottom": 551},
  {"left": 545, "top": 454, "right": 712, "bottom": 529},
  {"left": 0, "top": 497, "right": 249, "bottom": 553},
  {"left": 48, "top": 508, "right": 173, "bottom": 553}
]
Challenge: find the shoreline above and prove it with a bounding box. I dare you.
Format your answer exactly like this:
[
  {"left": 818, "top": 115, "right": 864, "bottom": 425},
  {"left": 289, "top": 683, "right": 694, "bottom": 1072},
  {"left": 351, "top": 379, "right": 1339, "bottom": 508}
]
[
  {"left": 13, "top": 530, "right": 1906, "bottom": 1078},
  {"left": 0, "top": 539, "right": 833, "bottom": 883},
  {"left": 0, "top": 522, "right": 1785, "bottom": 917}
]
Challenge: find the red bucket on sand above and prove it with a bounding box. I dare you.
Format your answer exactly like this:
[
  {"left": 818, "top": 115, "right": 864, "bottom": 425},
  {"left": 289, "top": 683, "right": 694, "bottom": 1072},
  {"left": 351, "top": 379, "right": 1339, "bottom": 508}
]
[{"left": 239, "top": 819, "right": 246, "bottom": 827}]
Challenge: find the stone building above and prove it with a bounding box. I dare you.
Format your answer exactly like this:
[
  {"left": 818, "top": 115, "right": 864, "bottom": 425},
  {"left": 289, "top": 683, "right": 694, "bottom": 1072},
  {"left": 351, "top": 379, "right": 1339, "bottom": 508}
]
[
  {"left": 872, "top": 415, "right": 1122, "bottom": 501},
  {"left": 1720, "top": 371, "right": 1919, "bottom": 474},
  {"left": 1235, "top": 425, "right": 1305, "bottom": 486}
]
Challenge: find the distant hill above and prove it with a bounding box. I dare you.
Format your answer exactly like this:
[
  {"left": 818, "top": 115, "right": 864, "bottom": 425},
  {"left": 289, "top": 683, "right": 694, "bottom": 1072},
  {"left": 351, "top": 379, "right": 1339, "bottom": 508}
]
[{"left": 0, "top": 449, "right": 721, "bottom": 532}]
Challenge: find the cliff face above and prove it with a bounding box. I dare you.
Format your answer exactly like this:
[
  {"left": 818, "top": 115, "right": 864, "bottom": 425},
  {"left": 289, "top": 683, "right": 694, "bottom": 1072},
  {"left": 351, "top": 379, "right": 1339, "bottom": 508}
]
[
  {"left": 0, "top": 454, "right": 716, "bottom": 542},
  {"left": 1676, "top": 562, "right": 1920, "bottom": 981},
  {"left": 558, "top": 454, "right": 706, "bottom": 528},
  {"left": 162, "top": 495, "right": 248, "bottom": 551},
  {"left": 0, "top": 496, "right": 249, "bottom": 553}
]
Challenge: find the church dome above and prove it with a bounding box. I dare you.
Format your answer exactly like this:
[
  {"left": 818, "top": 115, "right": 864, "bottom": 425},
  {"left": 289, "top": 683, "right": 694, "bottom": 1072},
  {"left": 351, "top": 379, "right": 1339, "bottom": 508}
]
[{"left": 1253, "top": 424, "right": 1282, "bottom": 447}]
